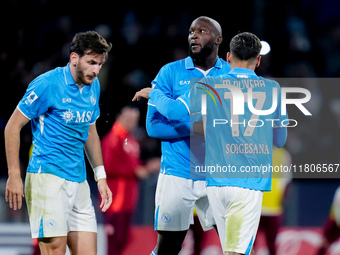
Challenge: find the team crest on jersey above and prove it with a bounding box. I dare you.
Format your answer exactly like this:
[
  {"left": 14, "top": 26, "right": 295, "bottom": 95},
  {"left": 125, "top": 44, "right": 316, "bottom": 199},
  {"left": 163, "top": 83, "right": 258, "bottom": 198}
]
[
  {"left": 61, "top": 109, "right": 75, "bottom": 124},
  {"left": 90, "top": 95, "right": 96, "bottom": 105}
]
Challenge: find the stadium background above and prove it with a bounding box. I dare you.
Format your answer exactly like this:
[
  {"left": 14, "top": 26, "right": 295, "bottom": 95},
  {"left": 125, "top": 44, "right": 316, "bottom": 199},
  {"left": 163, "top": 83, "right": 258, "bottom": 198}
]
[{"left": 1, "top": 1, "right": 340, "bottom": 254}]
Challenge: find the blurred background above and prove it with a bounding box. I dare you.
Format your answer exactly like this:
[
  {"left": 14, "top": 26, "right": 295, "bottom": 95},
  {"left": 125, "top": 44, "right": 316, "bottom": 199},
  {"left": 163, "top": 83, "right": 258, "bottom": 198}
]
[{"left": 1, "top": 1, "right": 340, "bottom": 254}]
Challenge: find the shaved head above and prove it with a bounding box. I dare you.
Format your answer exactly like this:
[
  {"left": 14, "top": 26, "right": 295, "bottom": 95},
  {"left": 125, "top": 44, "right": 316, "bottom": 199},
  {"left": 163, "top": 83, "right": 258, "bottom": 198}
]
[
  {"left": 188, "top": 16, "right": 223, "bottom": 69},
  {"left": 192, "top": 16, "right": 222, "bottom": 37}
]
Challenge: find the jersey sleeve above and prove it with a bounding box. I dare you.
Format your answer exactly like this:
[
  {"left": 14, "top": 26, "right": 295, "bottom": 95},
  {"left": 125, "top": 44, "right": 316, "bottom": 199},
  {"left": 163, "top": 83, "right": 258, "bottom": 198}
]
[
  {"left": 148, "top": 89, "right": 190, "bottom": 121},
  {"left": 146, "top": 64, "right": 190, "bottom": 139},
  {"left": 146, "top": 104, "right": 190, "bottom": 139},
  {"left": 150, "top": 64, "right": 172, "bottom": 98},
  {"left": 273, "top": 81, "right": 288, "bottom": 148},
  {"left": 17, "top": 75, "right": 52, "bottom": 119},
  {"left": 90, "top": 79, "right": 101, "bottom": 124}
]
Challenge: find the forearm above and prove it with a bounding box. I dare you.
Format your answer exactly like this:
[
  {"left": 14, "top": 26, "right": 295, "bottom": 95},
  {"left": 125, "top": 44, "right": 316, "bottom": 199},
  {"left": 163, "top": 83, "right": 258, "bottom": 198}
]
[
  {"left": 5, "top": 108, "right": 29, "bottom": 210},
  {"left": 5, "top": 108, "right": 29, "bottom": 177},
  {"left": 149, "top": 89, "right": 189, "bottom": 121},
  {"left": 146, "top": 104, "right": 190, "bottom": 139},
  {"left": 5, "top": 125, "right": 21, "bottom": 177},
  {"left": 84, "top": 125, "right": 104, "bottom": 168},
  {"left": 85, "top": 125, "right": 107, "bottom": 181},
  {"left": 85, "top": 124, "right": 111, "bottom": 211}
]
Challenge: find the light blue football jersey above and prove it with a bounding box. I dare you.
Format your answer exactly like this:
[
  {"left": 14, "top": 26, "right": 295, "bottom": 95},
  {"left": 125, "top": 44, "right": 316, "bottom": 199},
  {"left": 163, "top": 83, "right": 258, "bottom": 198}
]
[
  {"left": 191, "top": 68, "right": 287, "bottom": 190},
  {"left": 17, "top": 63, "right": 100, "bottom": 183},
  {"left": 146, "top": 56, "right": 230, "bottom": 180}
]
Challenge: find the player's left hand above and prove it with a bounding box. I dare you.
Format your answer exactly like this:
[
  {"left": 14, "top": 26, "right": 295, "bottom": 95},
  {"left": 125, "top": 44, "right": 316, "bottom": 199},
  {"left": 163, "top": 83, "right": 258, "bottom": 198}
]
[
  {"left": 97, "top": 178, "right": 112, "bottom": 212},
  {"left": 132, "top": 88, "right": 153, "bottom": 101}
]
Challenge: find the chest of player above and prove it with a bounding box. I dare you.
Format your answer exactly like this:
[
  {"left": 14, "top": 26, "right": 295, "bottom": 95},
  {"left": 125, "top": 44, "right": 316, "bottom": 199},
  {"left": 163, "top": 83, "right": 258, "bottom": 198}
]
[
  {"left": 171, "top": 70, "right": 200, "bottom": 99},
  {"left": 171, "top": 68, "right": 222, "bottom": 99},
  {"left": 51, "top": 84, "right": 97, "bottom": 125}
]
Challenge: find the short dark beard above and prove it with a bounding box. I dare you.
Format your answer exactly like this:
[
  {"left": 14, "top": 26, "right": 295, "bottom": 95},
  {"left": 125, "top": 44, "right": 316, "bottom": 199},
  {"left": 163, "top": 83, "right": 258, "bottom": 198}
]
[
  {"left": 75, "top": 61, "right": 91, "bottom": 86},
  {"left": 189, "top": 40, "right": 214, "bottom": 67}
]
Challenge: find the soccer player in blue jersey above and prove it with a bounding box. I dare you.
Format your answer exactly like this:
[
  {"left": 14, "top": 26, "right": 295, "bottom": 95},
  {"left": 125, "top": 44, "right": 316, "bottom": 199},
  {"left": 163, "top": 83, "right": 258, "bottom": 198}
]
[
  {"left": 144, "top": 16, "right": 230, "bottom": 255},
  {"left": 202, "top": 32, "right": 287, "bottom": 255},
  {"left": 5, "top": 31, "right": 112, "bottom": 255},
  {"left": 134, "top": 32, "right": 287, "bottom": 255}
]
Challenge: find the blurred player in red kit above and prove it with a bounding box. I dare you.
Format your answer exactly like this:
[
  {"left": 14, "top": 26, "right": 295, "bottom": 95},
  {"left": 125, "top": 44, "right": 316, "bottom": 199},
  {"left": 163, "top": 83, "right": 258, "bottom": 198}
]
[{"left": 101, "top": 106, "right": 160, "bottom": 255}]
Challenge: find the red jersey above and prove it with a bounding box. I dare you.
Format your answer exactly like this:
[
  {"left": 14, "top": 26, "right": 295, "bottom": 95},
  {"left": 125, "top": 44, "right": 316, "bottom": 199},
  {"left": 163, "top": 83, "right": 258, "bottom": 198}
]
[{"left": 101, "top": 121, "right": 141, "bottom": 213}]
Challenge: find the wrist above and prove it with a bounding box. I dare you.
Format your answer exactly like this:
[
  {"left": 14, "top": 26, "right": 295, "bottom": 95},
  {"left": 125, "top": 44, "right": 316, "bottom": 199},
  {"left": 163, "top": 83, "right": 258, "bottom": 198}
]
[
  {"left": 93, "top": 165, "right": 107, "bottom": 182},
  {"left": 8, "top": 169, "right": 21, "bottom": 177},
  {"left": 148, "top": 88, "right": 155, "bottom": 99}
]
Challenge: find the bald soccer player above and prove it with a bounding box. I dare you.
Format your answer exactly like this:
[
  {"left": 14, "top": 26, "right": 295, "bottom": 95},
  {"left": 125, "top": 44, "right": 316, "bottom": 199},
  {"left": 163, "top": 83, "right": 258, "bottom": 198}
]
[{"left": 146, "top": 17, "right": 230, "bottom": 255}]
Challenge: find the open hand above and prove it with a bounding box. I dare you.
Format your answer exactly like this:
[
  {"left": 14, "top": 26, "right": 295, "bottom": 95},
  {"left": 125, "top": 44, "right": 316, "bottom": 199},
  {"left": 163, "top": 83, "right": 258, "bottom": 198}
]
[
  {"left": 5, "top": 175, "right": 24, "bottom": 210},
  {"left": 97, "top": 179, "right": 112, "bottom": 212}
]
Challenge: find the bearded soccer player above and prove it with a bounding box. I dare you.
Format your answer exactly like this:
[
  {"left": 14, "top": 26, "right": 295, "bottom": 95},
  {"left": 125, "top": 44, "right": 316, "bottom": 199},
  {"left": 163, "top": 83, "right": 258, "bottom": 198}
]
[
  {"left": 145, "top": 16, "right": 230, "bottom": 255},
  {"left": 5, "top": 31, "right": 112, "bottom": 255},
  {"left": 134, "top": 32, "right": 287, "bottom": 255}
]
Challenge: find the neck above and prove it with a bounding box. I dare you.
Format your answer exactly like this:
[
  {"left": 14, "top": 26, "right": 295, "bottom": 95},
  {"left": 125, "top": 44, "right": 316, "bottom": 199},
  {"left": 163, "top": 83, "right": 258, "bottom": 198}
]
[
  {"left": 192, "top": 53, "right": 218, "bottom": 71},
  {"left": 230, "top": 61, "right": 256, "bottom": 71},
  {"left": 69, "top": 63, "right": 82, "bottom": 86}
]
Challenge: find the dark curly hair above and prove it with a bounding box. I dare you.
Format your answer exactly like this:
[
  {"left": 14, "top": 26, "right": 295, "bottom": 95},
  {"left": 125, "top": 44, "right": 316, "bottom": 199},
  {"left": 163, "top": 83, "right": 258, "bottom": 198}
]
[{"left": 69, "top": 31, "right": 112, "bottom": 60}]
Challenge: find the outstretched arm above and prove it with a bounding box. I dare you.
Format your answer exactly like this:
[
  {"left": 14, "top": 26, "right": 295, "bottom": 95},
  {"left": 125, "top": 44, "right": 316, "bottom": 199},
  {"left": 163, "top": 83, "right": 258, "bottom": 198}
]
[
  {"left": 132, "top": 87, "right": 153, "bottom": 101},
  {"left": 138, "top": 63, "right": 191, "bottom": 139},
  {"left": 133, "top": 88, "right": 190, "bottom": 121}
]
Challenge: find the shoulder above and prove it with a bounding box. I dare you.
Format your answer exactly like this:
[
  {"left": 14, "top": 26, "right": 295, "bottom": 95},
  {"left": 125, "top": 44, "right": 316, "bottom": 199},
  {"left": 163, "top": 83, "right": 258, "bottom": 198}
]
[
  {"left": 30, "top": 67, "right": 63, "bottom": 85},
  {"left": 27, "top": 68, "right": 62, "bottom": 94},
  {"left": 152, "top": 58, "right": 187, "bottom": 90},
  {"left": 262, "top": 77, "right": 280, "bottom": 88},
  {"left": 91, "top": 78, "right": 101, "bottom": 97},
  {"left": 40, "top": 66, "right": 63, "bottom": 80},
  {"left": 219, "top": 58, "right": 229, "bottom": 66},
  {"left": 219, "top": 73, "right": 231, "bottom": 79},
  {"left": 92, "top": 77, "right": 100, "bottom": 89},
  {"left": 218, "top": 58, "right": 231, "bottom": 71},
  {"left": 159, "top": 58, "right": 187, "bottom": 73}
]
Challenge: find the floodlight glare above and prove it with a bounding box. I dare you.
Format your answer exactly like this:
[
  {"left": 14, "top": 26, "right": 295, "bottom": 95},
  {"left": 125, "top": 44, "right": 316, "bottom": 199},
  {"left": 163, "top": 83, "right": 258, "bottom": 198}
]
[{"left": 260, "top": 41, "right": 271, "bottom": 55}]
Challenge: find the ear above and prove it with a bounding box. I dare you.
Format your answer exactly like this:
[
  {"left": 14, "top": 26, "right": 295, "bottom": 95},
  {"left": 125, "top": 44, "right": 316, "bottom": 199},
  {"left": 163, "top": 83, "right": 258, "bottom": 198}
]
[
  {"left": 255, "top": 56, "right": 261, "bottom": 67},
  {"left": 226, "top": 52, "right": 231, "bottom": 63},
  {"left": 70, "top": 52, "right": 79, "bottom": 66},
  {"left": 215, "top": 36, "right": 223, "bottom": 46}
]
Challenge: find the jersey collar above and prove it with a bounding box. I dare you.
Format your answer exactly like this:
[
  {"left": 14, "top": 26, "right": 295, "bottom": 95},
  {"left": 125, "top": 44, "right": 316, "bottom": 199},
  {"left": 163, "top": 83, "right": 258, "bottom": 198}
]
[
  {"left": 228, "top": 68, "right": 258, "bottom": 78},
  {"left": 63, "top": 63, "right": 77, "bottom": 85},
  {"left": 185, "top": 56, "right": 223, "bottom": 70}
]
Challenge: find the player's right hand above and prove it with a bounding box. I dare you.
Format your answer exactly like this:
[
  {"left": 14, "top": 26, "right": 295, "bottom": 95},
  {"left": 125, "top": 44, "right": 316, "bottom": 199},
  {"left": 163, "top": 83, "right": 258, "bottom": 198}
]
[
  {"left": 5, "top": 175, "right": 24, "bottom": 210},
  {"left": 132, "top": 88, "right": 153, "bottom": 101},
  {"left": 97, "top": 178, "right": 112, "bottom": 213}
]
